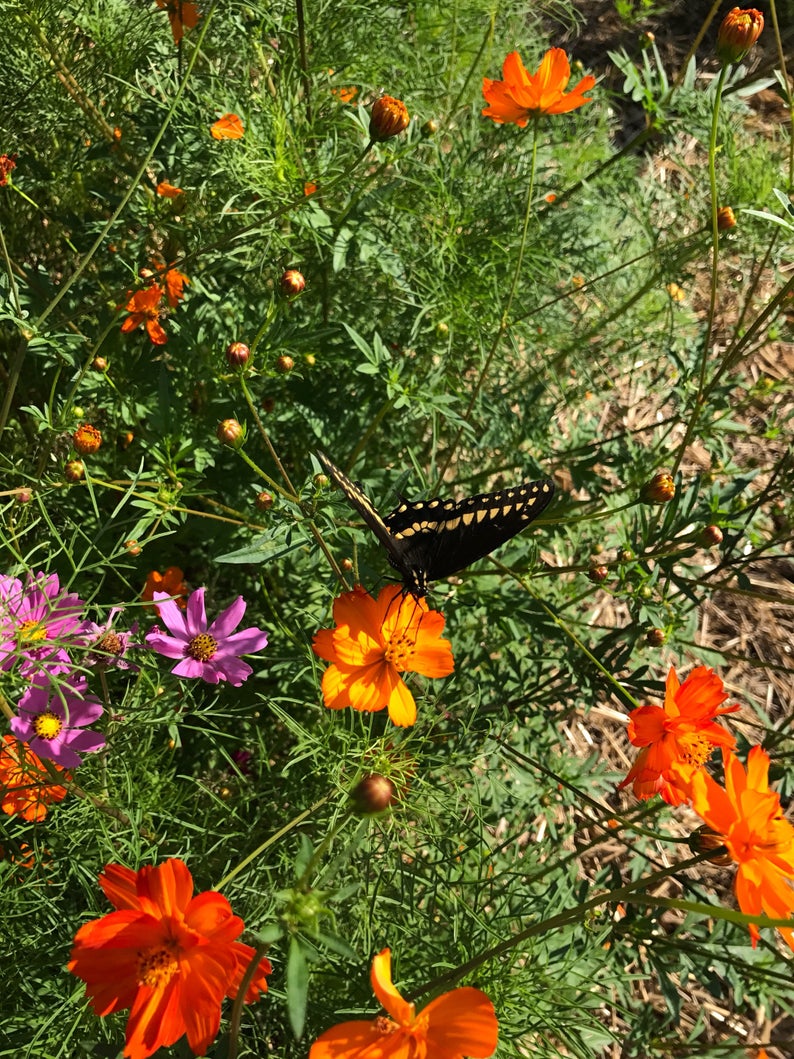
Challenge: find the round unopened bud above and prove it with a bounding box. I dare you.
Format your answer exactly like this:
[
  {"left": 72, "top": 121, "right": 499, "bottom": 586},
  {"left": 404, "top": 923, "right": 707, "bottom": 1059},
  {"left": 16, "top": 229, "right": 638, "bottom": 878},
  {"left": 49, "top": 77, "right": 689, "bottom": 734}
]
[
  {"left": 92, "top": 356, "right": 108, "bottom": 372},
  {"left": 314, "top": 473, "right": 329, "bottom": 488},
  {"left": 124, "top": 539, "right": 141, "bottom": 556},
  {"left": 688, "top": 825, "right": 732, "bottom": 865},
  {"left": 369, "top": 95, "right": 410, "bottom": 141},
  {"left": 352, "top": 774, "right": 398, "bottom": 814},
  {"left": 341, "top": 557, "right": 354, "bottom": 572},
  {"left": 73, "top": 423, "right": 102, "bottom": 455},
  {"left": 646, "top": 627, "right": 665, "bottom": 647},
  {"left": 15, "top": 488, "right": 32, "bottom": 504},
  {"left": 717, "top": 206, "right": 736, "bottom": 230},
  {"left": 640, "top": 30, "right": 655, "bottom": 46},
  {"left": 421, "top": 118, "right": 438, "bottom": 138},
  {"left": 255, "top": 491, "right": 274, "bottom": 511},
  {"left": 716, "top": 7, "right": 764, "bottom": 65},
  {"left": 280, "top": 269, "right": 305, "bottom": 299},
  {"left": 225, "top": 341, "right": 251, "bottom": 368},
  {"left": 700, "top": 524, "right": 724, "bottom": 547},
  {"left": 119, "top": 431, "right": 134, "bottom": 449},
  {"left": 276, "top": 354, "right": 294, "bottom": 374},
  {"left": 304, "top": 353, "right": 316, "bottom": 367},
  {"left": 640, "top": 471, "right": 676, "bottom": 505},
  {"left": 216, "top": 418, "right": 244, "bottom": 448},
  {"left": 587, "top": 564, "right": 609, "bottom": 584},
  {"left": 435, "top": 321, "right": 449, "bottom": 336},
  {"left": 64, "top": 459, "right": 85, "bottom": 482},
  {"left": 618, "top": 547, "right": 634, "bottom": 562}
]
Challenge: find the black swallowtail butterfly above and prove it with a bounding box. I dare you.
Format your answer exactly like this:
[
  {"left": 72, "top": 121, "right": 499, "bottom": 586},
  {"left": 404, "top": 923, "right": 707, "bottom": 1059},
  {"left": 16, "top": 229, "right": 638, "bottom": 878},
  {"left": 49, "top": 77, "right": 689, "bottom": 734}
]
[{"left": 317, "top": 451, "right": 555, "bottom": 598}]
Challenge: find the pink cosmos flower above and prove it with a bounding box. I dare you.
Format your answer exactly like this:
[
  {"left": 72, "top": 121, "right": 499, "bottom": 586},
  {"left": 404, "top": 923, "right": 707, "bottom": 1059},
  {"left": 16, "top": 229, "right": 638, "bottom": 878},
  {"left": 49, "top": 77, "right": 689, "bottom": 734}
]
[
  {"left": 82, "top": 607, "right": 140, "bottom": 670},
  {"left": 10, "top": 675, "right": 105, "bottom": 767},
  {"left": 146, "top": 587, "right": 268, "bottom": 685},
  {"left": 0, "top": 571, "right": 87, "bottom": 675}
]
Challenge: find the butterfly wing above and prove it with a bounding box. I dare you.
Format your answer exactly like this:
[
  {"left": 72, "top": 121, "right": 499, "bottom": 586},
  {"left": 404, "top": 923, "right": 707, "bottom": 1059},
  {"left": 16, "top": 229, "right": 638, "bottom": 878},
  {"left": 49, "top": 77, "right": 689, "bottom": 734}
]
[
  {"left": 384, "top": 479, "right": 555, "bottom": 581},
  {"left": 316, "top": 451, "right": 409, "bottom": 572}
]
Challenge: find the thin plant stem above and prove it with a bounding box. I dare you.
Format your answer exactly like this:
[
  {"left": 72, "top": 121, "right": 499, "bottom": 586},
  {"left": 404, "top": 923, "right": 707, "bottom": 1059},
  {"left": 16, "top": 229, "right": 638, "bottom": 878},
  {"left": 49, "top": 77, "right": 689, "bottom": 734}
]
[
  {"left": 435, "top": 118, "right": 540, "bottom": 486},
  {"left": 672, "top": 62, "right": 729, "bottom": 477},
  {"left": 295, "top": 0, "right": 312, "bottom": 124},
  {"left": 767, "top": 0, "right": 794, "bottom": 189}
]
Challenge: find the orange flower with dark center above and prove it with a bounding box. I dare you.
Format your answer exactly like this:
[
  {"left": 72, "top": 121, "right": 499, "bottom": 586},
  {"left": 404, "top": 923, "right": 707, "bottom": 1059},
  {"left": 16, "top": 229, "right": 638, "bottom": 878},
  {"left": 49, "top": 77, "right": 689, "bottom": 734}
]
[
  {"left": 482, "top": 49, "right": 595, "bottom": 126},
  {"left": 211, "top": 113, "right": 245, "bottom": 140},
  {"left": 691, "top": 746, "right": 794, "bottom": 951},
  {"left": 155, "top": 0, "right": 200, "bottom": 45},
  {"left": 309, "top": 948, "right": 498, "bottom": 1059},
  {"left": 618, "top": 666, "right": 739, "bottom": 805},
  {"left": 120, "top": 285, "right": 167, "bottom": 345},
  {"left": 68, "top": 858, "right": 271, "bottom": 1059},
  {"left": 312, "top": 584, "right": 454, "bottom": 727},
  {"left": 0, "top": 735, "right": 68, "bottom": 821},
  {"left": 142, "top": 567, "right": 189, "bottom": 611}
]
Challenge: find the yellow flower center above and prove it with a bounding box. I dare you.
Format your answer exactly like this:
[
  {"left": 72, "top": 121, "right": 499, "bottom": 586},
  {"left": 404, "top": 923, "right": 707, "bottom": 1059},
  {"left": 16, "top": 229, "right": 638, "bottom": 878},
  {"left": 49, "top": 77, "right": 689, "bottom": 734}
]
[
  {"left": 137, "top": 941, "right": 181, "bottom": 989},
  {"left": 383, "top": 633, "right": 415, "bottom": 671},
  {"left": 95, "top": 631, "right": 123, "bottom": 656},
  {"left": 33, "top": 712, "right": 63, "bottom": 741},
  {"left": 187, "top": 633, "right": 218, "bottom": 662},
  {"left": 374, "top": 1015, "right": 398, "bottom": 1036},
  {"left": 676, "top": 732, "right": 713, "bottom": 770},
  {"left": 17, "top": 619, "right": 47, "bottom": 643}
]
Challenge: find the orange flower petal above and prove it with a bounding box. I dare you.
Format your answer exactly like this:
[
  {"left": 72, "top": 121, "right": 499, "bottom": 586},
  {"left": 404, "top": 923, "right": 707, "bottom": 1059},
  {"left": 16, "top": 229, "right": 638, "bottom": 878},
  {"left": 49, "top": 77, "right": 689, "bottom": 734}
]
[
  {"left": 424, "top": 987, "right": 499, "bottom": 1057},
  {"left": 211, "top": 113, "right": 245, "bottom": 140},
  {"left": 371, "top": 949, "right": 414, "bottom": 1026},
  {"left": 309, "top": 1019, "right": 390, "bottom": 1058}
]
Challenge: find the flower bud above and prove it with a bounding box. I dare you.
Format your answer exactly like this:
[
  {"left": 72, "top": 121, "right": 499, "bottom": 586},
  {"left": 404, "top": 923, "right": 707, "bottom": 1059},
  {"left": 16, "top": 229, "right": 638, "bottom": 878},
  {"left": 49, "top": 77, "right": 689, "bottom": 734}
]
[
  {"left": 341, "top": 557, "right": 354, "bottom": 572},
  {"left": 64, "top": 459, "right": 85, "bottom": 482},
  {"left": 618, "top": 547, "right": 634, "bottom": 562},
  {"left": 280, "top": 269, "right": 305, "bottom": 299},
  {"left": 15, "top": 488, "right": 32, "bottom": 503},
  {"left": 688, "top": 826, "right": 732, "bottom": 865},
  {"left": 421, "top": 118, "right": 438, "bottom": 138},
  {"left": 716, "top": 8, "right": 763, "bottom": 65},
  {"left": 369, "top": 95, "right": 410, "bottom": 141},
  {"left": 73, "top": 423, "right": 102, "bottom": 455},
  {"left": 587, "top": 564, "right": 609, "bottom": 584},
  {"left": 119, "top": 431, "right": 134, "bottom": 449},
  {"left": 124, "top": 539, "right": 141, "bottom": 556},
  {"left": 700, "top": 524, "right": 724, "bottom": 547},
  {"left": 225, "top": 341, "right": 251, "bottom": 368},
  {"left": 640, "top": 471, "right": 676, "bottom": 505},
  {"left": 255, "top": 491, "right": 274, "bottom": 511},
  {"left": 276, "top": 354, "right": 294, "bottom": 374},
  {"left": 216, "top": 418, "right": 244, "bottom": 448},
  {"left": 352, "top": 773, "right": 398, "bottom": 814},
  {"left": 304, "top": 353, "right": 316, "bottom": 367},
  {"left": 646, "top": 627, "right": 665, "bottom": 647},
  {"left": 717, "top": 206, "right": 736, "bottom": 230},
  {"left": 92, "top": 356, "right": 108, "bottom": 372},
  {"left": 314, "top": 473, "right": 329, "bottom": 488}
]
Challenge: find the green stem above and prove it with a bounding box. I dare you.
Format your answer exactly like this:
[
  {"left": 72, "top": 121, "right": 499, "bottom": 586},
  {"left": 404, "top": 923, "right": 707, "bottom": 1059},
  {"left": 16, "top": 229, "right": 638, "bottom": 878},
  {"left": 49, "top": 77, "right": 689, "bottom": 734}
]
[{"left": 436, "top": 118, "right": 540, "bottom": 486}]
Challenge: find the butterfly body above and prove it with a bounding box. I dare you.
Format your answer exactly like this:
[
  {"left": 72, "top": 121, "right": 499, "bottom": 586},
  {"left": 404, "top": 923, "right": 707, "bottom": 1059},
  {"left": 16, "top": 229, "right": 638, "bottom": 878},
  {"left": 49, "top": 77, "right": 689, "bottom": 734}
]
[{"left": 317, "top": 451, "right": 554, "bottom": 598}]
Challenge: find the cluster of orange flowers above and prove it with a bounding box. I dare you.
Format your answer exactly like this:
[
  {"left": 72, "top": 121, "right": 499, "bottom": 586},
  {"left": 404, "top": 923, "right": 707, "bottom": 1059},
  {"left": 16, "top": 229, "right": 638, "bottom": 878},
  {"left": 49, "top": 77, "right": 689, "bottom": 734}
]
[{"left": 120, "top": 264, "right": 190, "bottom": 345}]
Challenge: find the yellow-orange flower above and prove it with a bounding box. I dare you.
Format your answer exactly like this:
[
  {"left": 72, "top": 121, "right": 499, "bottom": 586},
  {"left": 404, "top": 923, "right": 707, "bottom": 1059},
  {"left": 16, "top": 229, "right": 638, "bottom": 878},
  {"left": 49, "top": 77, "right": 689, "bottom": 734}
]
[
  {"left": 73, "top": 423, "right": 103, "bottom": 456},
  {"left": 211, "top": 113, "right": 245, "bottom": 140},
  {"left": 716, "top": 8, "right": 764, "bottom": 65},
  {"left": 691, "top": 747, "right": 794, "bottom": 951},
  {"left": 619, "top": 666, "right": 739, "bottom": 805},
  {"left": 0, "top": 735, "right": 68, "bottom": 821},
  {"left": 369, "top": 96, "right": 410, "bottom": 141},
  {"left": 482, "top": 49, "right": 595, "bottom": 126},
  {"left": 309, "top": 948, "right": 498, "bottom": 1059},
  {"left": 156, "top": 181, "right": 184, "bottom": 199},
  {"left": 312, "top": 585, "right": 454, "bottom": 727},
  {"left": 120, "top": 285, "right": 167, "bottom": 345},
  {"left": 142, "top": 567, "right": 189, "bottom": 611},
  {"left": 155, "top": 0, "right": 200, "bottom": 46}
]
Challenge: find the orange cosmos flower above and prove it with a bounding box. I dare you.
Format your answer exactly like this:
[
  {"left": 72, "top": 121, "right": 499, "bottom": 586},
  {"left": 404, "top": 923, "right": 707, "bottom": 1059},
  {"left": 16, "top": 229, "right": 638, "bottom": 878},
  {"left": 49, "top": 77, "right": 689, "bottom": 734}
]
[
  {"left": 482, "top": 49, "right": 595, "bottom": 126},
  {"left": 142, "top": 567, "right": 189, "bottom": 611},
  {"left": 309, "top": 947, "right": 498, "bottom": 1059},
  {"left": 304, "top": 180, "right": 318, "bottom": 196},
  {"left": 618, "top": 666, "right": 739, "bottom": 806},
  {"left": 156, "top": 180, "right": 184, "bottom": 199},
  {"left": 163, "top": 266, "right": 189, "bottom": 307},
  {"left": 312, "top": 584, "right": 454, "bottom": 727},
  {"left": 120, "top": 285, "right": 167, "bottom": 345},
  {"left": 211, "top": 113, "right": 245, "bottom": 140},
  {"left": 331, "top": 85, "right": 358, "bottom": 104},
  {"left": 691, "top": 746, "right": 794, "bottom": 951},
  {"left": 716, "top": 8, "right": 764, "bottom": 65},
  {"left": 68, "top": 858, "right": 271, "bottom": 1059},
  {"left": 155, "top": 0, "right": 200, "bottom": 46},
  {"left": 0, "top": 735, "right": 69, "bottom": 821}
]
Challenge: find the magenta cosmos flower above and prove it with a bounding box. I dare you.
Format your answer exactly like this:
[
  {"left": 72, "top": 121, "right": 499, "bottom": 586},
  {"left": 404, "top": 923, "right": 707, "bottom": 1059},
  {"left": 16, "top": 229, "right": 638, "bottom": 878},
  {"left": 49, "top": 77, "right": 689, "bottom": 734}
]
[
  {"left": 0, "top": 571, "right": 87, "bottom": 675},
  {"left": 82, "top": 607, "right": 140, "bottom": 670},
  {"left": 11, "top": 675, "right": 105, "bottom": 767},
  {"left": 146, "top": 587, "right": 268, "bottom": 686}
]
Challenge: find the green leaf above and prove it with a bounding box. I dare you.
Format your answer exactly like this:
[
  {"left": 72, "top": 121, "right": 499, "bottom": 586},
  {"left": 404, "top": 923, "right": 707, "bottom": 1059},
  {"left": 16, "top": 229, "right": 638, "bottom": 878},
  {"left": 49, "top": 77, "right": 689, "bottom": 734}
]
[{"left": 287, "top": 937, "right": 309, "bottom": 1040}]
